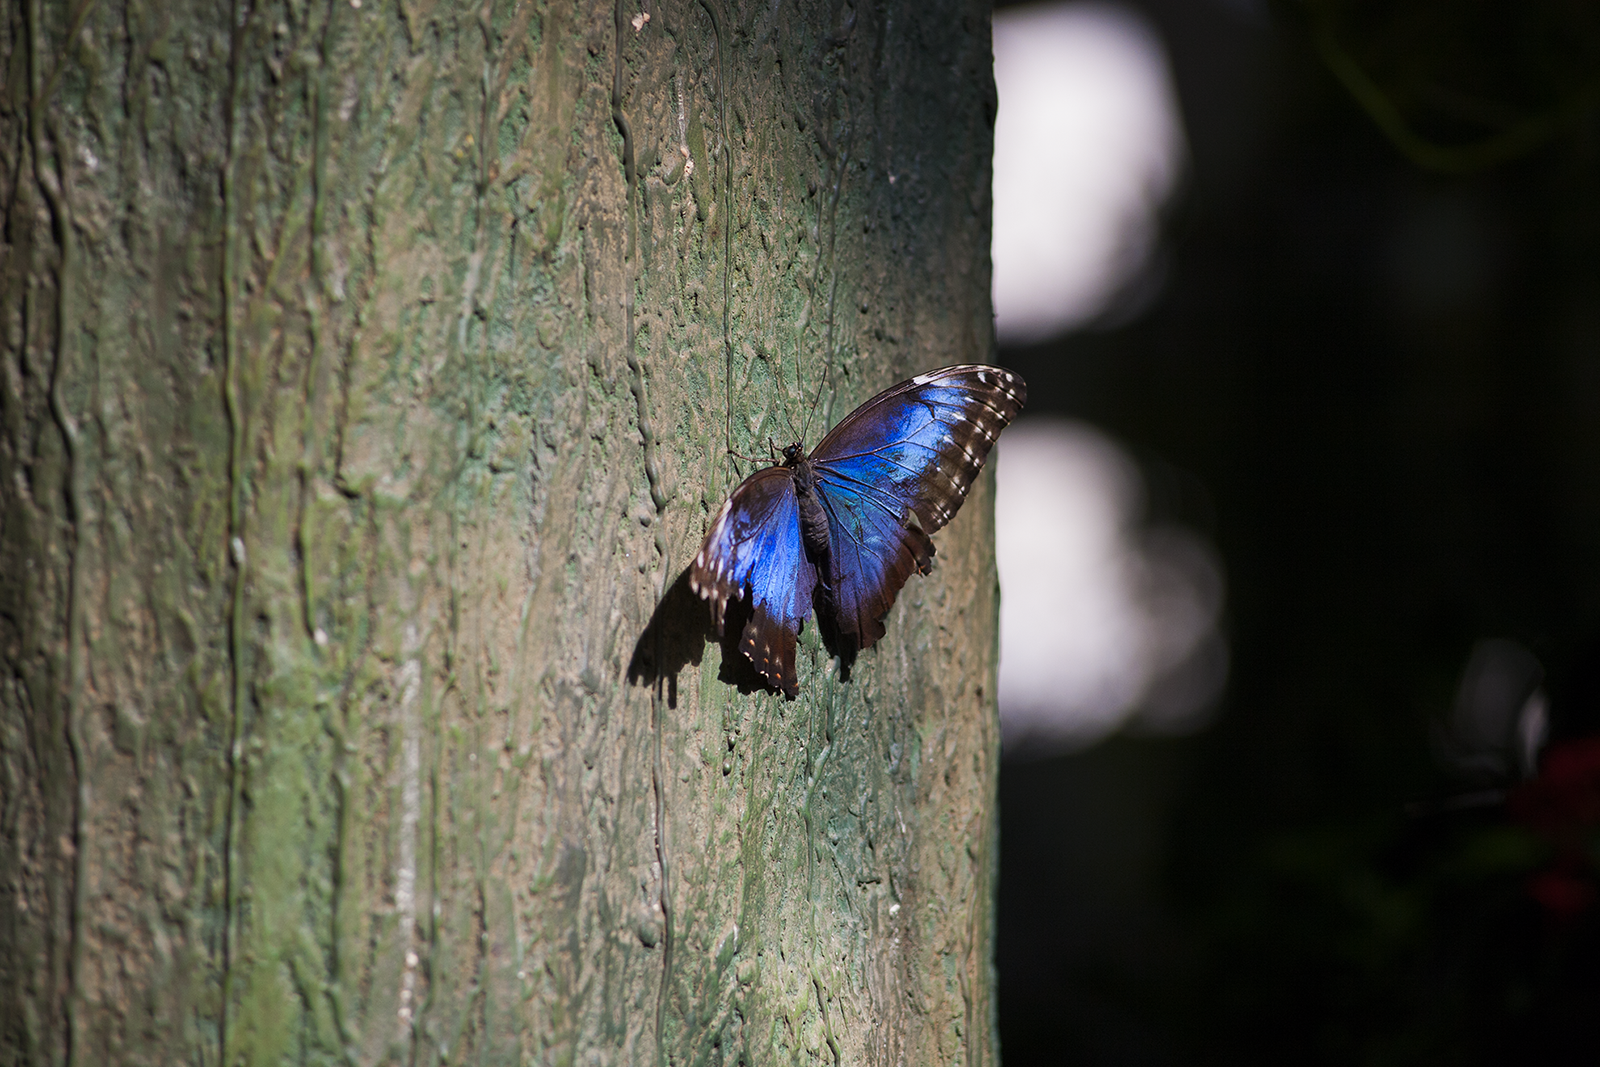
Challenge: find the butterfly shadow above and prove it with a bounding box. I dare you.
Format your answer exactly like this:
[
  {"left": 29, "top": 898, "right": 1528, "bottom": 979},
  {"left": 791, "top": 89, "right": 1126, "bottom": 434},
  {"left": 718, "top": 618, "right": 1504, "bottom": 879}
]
[
  {"left": 628, "top": 567, "right": 859, "bottom": 706},
  {"left": 627, "top": 567, "right": 771, "bottom": 707}
]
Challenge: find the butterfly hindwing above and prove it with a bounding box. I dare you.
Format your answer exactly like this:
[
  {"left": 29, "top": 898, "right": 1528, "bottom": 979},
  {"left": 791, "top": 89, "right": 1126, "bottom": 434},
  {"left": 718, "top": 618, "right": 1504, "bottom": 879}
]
[
  {"left": 809, "top": 365, "right": 1026, "bottom": 649},
  {"left": 689, "top": 466, "right": 818, "bottom": 697},
  {"left": 812, "top": 477, "right": 935, "bottom": 649}
]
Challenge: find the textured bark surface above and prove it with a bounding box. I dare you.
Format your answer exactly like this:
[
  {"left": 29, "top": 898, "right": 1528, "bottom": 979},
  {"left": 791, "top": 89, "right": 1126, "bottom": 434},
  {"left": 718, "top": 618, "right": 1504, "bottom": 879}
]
[{"left": 1, "top": 0, "right": 1000, "bottom": 1062}]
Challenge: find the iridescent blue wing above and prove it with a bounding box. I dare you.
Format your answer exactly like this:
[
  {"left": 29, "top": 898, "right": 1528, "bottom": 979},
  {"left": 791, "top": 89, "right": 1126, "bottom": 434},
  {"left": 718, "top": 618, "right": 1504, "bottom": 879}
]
[
  {"left": 809, "top": 476, "right": 937, "bottom": 650},
  {"left": 690, "top": 466, "right": 818, "bottom": 697},
  {"left": 809, "top": 365, "right": 1026, "bottom": 648}
]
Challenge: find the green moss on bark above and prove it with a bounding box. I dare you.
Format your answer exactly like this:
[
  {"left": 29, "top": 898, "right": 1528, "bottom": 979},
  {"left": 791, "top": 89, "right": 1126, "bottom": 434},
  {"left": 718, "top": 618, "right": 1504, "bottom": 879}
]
[{"left": 1, "top": 0, "right": 1000, "bottom": 1062}]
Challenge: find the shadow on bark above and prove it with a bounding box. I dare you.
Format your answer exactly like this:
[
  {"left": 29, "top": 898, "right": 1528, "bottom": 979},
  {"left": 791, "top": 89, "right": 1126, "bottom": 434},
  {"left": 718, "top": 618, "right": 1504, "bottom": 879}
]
[
  {"left": 629, "top": 567, "right": 713, "bottom": 708},
  {"left": 629, "top": 566, "right": 864, "bottom": 706},
  {"left": 628, "top": 564, "right": 801, "bottom": 705}
]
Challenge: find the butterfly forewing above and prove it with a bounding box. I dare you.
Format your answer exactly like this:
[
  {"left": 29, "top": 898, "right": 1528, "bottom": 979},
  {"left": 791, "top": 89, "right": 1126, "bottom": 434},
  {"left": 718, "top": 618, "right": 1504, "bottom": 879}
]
[
  {"left": 807, "top": 365, "right": 1025, "bottom": 649},
  {"left": 690, "top": 466, "right": 818, "bottom": 697},
  {"left": 809, "top": 365, "right": 1026, "bottom": 536}
]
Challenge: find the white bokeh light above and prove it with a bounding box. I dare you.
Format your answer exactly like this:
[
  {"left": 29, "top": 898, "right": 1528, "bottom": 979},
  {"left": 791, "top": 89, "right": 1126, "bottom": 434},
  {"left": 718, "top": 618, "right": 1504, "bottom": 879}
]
[
  {"left": 991, "top": 2, "right": 1185, "bottom": 343},
  {"left": 996, "top": 420, "right": 1227, "bottom": 753}
]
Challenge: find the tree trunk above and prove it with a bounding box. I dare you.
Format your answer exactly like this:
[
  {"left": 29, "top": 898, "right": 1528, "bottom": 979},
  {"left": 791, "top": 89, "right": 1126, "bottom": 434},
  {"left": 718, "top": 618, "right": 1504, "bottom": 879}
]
[{"left": 1, "top": 0, "right": 1000, "bottom": 1062}]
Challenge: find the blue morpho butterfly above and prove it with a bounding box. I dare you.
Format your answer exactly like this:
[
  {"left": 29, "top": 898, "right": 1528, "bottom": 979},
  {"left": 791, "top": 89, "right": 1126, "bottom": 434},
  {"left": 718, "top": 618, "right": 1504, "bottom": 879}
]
[{"left": 691, "top": 364, "right": 1026, "bottom": 697}]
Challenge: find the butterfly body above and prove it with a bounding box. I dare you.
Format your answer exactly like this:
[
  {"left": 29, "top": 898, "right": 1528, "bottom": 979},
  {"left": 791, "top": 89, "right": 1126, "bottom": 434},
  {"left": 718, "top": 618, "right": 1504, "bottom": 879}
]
[
  {"left": 691, "top": 365, "right": 1026, "bottom": 697},
  {"left": 787, "top": 447, "right": 833, "bottom": 563}
]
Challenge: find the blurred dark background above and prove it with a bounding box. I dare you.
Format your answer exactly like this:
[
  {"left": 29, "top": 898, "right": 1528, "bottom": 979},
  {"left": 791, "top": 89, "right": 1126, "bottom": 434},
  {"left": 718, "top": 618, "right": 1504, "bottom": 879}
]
[{"left": 992, "top": 1, "right": 1600, "bottom": 1063}]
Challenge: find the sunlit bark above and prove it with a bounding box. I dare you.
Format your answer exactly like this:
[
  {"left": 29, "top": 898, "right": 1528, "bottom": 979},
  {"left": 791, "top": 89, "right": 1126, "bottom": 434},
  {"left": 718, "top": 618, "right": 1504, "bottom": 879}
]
[{"left": 1, "top": 0, "right": 1000, "bottom": 1061}]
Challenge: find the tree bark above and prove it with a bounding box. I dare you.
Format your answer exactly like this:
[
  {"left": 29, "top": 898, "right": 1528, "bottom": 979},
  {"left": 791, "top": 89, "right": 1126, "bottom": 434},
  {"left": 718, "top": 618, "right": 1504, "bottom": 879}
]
[{"left": 1, "top": 0, "right": 1000, "bottom": 1062}]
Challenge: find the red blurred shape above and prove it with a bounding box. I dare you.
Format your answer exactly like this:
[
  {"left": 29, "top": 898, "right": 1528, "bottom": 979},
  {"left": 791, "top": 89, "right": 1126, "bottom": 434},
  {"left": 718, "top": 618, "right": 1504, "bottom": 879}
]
[
  {"left": 1509, "top": 736, "right": 1600, "bottom": 835},
  {"left": 1509, "top": 737, "right": 1600, "bottom": 919},
  {"left": 1527, "top": 867, "right": 1597, "bottom": 921}
]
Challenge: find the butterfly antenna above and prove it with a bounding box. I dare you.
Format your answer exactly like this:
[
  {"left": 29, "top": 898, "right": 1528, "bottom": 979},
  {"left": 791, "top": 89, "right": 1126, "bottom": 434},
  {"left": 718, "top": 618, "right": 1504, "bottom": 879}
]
[
  {"left": 790, "top": 331, "right": 805, "bottom": 442},
  {"left": 700, "top": 0, "right": 742, "bottom": 477},
  {"left": 793, "top": 302, "right": 820, "bottom": 446},
  {"left": 799, "top": 140, "right": 850, "bottom": 446},
  {"left": 764, "top": 336, "right": 803, "bottom": 448},
  {"left": 797, "top": 323, "right": 836, "bottom": 447},
  {"left": 778, "top": 363, "right": 802, "bottom": 448},
  {"left": 799, "top": 352, "right": 828, "bottom": 446}
]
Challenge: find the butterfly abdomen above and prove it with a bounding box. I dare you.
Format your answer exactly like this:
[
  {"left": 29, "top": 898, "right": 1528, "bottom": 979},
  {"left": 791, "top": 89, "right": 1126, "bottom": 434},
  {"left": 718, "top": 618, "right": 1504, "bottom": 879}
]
[{"left": 791, "top": 457, "right": 833, "bottom": 563}]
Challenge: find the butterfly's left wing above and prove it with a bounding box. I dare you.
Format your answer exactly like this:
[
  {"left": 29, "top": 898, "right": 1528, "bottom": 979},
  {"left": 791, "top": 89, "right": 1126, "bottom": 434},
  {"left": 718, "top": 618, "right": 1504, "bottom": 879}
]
[
  {"left": 690, "top": 466, "right": 819, "bottom": 697},
  {"left": 809, "top": 364, "right": 1026, "bottom": 648}
]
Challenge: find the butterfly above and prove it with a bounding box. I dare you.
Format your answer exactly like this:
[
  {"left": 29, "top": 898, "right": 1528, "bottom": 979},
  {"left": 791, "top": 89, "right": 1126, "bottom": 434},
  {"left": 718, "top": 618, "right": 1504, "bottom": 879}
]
[{"left": 690, "top": 364, "right": 1026, "bottom": 697}]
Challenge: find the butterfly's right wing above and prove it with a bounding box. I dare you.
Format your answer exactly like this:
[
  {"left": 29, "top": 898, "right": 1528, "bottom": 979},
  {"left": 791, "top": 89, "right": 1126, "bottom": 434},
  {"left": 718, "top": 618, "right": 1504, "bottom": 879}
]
[
  {"left": 690, "top": 466, "right": 818, "bottom": 697},
  {"left": 808, "top": 365, "right": 1026, "bottom": 648},
  {"left": 810, "top": 365, "right": 1026, "bottom": 534}
]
